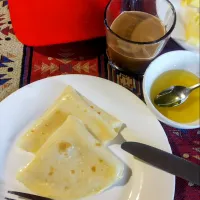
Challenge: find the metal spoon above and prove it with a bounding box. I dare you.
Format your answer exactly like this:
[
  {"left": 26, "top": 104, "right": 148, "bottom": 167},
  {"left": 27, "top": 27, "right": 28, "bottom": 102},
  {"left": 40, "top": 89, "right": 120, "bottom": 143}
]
[{"left": 154, "top": 83, "right": 200, "bottom": 107}]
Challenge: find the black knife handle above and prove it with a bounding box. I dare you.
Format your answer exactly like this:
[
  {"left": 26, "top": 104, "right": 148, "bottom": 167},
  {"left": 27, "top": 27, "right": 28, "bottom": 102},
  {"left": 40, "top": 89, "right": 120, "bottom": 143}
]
[{"left": 121, "top": 142, "right": 200, "bottom": 185}]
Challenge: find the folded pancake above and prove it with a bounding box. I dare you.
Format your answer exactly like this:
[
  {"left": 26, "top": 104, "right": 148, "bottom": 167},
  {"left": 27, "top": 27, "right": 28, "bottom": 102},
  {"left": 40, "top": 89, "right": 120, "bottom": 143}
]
[
  {"left": 55, "top": 85, "right": 123, "bottom": 132},
  {"left": 17, "top": 116, "right": 124, "bottom": 200},
  {"left": 81, "top": 95, "right": 123, "bottom": 132},
  {"left": 18, "top": 86, "right": 122, "bottom": 153}
]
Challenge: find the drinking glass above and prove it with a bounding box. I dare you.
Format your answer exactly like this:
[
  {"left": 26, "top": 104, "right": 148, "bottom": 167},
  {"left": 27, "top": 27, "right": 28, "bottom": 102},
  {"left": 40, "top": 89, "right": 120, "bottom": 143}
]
[{"left": 104, "top": 0, "right": 176, "bottom": 74}]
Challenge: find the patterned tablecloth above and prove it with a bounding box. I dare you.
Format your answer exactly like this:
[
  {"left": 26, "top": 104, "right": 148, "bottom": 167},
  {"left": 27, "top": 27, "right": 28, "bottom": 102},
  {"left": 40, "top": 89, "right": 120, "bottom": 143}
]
[{"left": 0, "top": 2, "right": 199, "bottom": 199}]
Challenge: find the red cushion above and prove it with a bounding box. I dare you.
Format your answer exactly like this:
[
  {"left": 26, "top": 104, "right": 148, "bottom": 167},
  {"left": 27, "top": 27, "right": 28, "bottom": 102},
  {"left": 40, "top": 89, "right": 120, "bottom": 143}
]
[{"left": 9, "top": 0, "right": 110, "bottom": 46}]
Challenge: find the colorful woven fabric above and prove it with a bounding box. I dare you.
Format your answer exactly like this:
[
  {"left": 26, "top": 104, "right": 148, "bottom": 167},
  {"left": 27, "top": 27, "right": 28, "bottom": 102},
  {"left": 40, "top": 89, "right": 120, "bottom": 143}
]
[
  {"left": 0, "top": 0, "right": 23, "bottom": 101},
  {"left": 0, "top": 2, "right": 199, "bottom": 200}
]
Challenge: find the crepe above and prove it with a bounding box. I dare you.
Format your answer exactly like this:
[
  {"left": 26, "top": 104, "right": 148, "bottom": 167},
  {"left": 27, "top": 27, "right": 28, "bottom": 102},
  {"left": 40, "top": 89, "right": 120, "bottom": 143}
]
[
  {"left": 181, "top": 0, "right": 199, "bottom": 47},
  {"left": 19, "top": 86, "right": 123, "bottom": 153},
  {"left": 182, "top": 0, "right": 199, "bottom": 8},
  {"left": 17, "top": 116, "right": 124, "bottom": 200},
  {"left": 185, "top": 9, "right": 199, "bottom": 47},
  {"left": 81, "top": 95, "right": 123, "bottom": 132}
]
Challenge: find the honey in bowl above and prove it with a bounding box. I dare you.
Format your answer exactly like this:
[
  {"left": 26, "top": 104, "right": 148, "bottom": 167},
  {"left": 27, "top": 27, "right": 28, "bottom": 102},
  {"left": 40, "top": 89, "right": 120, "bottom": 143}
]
[{"left": 151, "top": 70, "right": 200, "bottom": 123}]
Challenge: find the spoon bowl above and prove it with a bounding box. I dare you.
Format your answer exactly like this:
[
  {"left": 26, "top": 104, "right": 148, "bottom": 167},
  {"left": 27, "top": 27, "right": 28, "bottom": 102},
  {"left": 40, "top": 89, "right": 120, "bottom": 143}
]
[{"left": 154, "top": 84, "right": 200, "bottom": 107}]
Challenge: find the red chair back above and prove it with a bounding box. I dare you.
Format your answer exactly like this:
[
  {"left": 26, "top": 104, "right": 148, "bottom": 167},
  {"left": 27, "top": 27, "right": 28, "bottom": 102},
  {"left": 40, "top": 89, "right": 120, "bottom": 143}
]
[{"left": 9, "top": 0, "right": 110, "bottom": 46}]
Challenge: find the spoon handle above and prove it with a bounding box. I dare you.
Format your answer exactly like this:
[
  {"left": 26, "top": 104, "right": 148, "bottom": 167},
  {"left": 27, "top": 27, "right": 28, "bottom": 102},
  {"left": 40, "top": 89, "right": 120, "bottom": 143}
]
[{"left": 189, "top": 83, "right": 200, "bottom": 91}]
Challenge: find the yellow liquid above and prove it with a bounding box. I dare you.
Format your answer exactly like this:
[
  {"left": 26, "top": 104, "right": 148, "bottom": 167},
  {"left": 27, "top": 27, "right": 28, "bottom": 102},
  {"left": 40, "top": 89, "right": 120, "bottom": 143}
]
[{"left": 151, "top": 70, "right": 200, "bottom": 123}]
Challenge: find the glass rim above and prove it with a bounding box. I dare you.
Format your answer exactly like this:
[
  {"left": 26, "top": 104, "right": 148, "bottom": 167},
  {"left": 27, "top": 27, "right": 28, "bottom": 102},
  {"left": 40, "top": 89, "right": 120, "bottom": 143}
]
[{"left": 104, "top": 0, "right": 177, "bottom": 45}]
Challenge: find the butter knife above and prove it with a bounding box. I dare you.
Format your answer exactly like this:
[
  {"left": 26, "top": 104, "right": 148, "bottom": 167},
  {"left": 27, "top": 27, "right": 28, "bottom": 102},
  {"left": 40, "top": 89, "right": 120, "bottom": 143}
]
[{"left": 121, "top": 142, "right": 200, "bottom": 185}]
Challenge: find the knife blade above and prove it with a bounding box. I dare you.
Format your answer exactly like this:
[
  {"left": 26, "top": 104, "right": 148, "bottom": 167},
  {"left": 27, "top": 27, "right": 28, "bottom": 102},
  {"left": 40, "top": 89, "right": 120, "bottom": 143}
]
[{"left": 121, "top": 142, "right": 200, "bottom": 185}]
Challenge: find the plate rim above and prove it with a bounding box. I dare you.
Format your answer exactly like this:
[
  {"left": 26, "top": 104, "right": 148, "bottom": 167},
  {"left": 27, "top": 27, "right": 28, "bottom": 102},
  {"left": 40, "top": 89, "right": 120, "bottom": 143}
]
[{"left": 156, "top": 0, "right": 199, "bottom": 52}]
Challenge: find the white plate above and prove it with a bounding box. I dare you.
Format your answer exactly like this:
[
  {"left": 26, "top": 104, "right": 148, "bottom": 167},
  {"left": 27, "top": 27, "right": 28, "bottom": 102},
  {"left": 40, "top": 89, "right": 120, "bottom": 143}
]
[
  {"left": 0, "top": 75, "right": 175, "bottom": 200},
  {"left": 157, "top": 0, "right": 199, "bottom": 52}
]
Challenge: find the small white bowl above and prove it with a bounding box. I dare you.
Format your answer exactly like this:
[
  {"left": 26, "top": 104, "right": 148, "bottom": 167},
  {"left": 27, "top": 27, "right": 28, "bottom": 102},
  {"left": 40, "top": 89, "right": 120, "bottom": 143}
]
[{"left": 143, "top": 50, "right": 200, "bottom": 129}]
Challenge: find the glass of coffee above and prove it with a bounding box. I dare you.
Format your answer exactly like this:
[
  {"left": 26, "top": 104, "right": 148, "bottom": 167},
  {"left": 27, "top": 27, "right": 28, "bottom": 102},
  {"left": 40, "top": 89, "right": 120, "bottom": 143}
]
[{"left": 104, "top": 0, "right": 176, "bottom": 74}]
